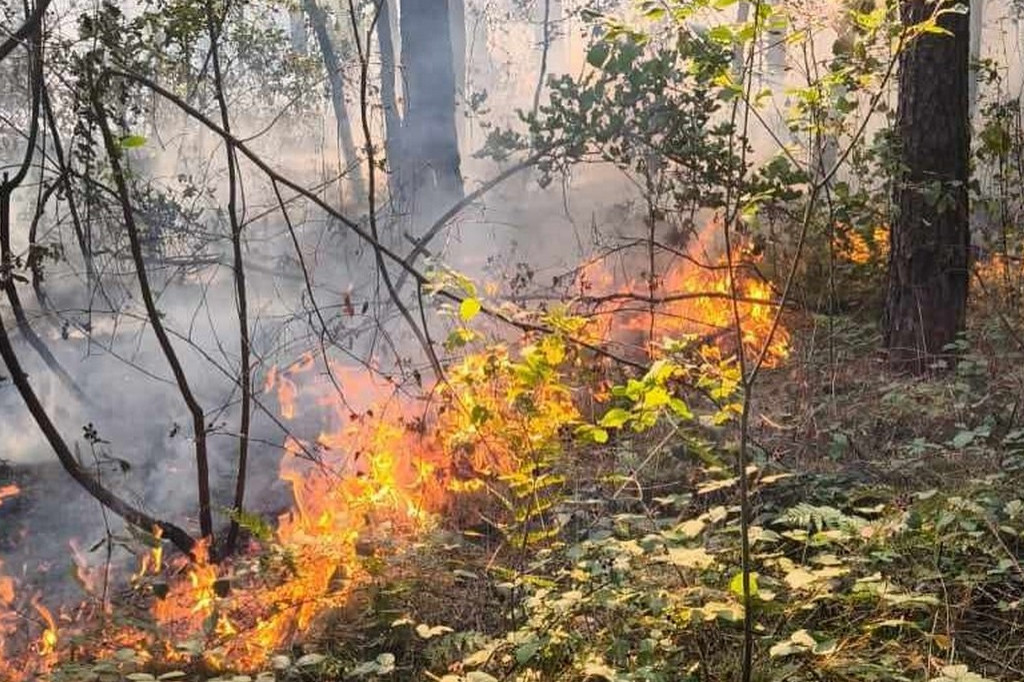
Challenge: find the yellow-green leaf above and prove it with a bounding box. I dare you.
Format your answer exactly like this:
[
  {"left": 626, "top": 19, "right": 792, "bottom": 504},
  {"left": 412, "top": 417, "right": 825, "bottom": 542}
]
[
  {"left": 460, "top": 297, "right": 482, "bottom": 321},
  {"left": 729, "top": 571, "right": 759, "bottom": 599}
]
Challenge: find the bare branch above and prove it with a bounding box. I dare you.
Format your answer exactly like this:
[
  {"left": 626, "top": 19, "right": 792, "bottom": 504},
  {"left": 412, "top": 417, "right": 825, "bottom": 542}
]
[{"left": 91, "top": 87, "right": 215, "bottom": 541}]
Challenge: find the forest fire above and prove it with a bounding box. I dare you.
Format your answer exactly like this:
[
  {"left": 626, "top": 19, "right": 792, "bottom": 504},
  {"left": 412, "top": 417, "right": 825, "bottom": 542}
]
[
  {"left": 0, "top": 486, "right": 54, "bottom": 681},
  {"left": 575, "top": 237, "right": 790, "bottom": 367},
  {"left": 0, "top": 234, "right": 793, "bottom": 678},
  {"left": 0, "top": 237, "right": 794, "bottom": 677},
  {"left": 20, "top": 341, "right": 573, "bottom": 674}
]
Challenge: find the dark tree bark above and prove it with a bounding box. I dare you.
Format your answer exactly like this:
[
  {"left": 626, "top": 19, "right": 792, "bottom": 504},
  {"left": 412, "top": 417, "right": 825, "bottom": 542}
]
[
  {"left": 400, "top": 0, "right": 464, "bottom": 220},
  {"left": 205, "top": 0, "right": 251, "bottom": 558},
  {"left": 884, "top": 0, "right": 971, "bottom": 372}
]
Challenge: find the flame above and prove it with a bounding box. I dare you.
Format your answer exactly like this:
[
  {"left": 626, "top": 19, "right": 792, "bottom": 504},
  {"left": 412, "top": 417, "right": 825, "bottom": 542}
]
[
  {"left": 31, "top": 599, "right": 57, "bottom": 659},
  {"left": 126, "top": 345, "right": 577, "bottom": 671},
  {"left": 0, "top": 485, "right": 17, "bottom": 680},
  {"left": 0, "top": 485, "right": 57, "bottom": 680},
  {"left": 575, "top": 221, "right": 791, "bottom": 367},
  {"left": 0, "top": 562, "right": 15, "bottom": 679},
  {"left": 836, "top": 225, "right": 888, "bottom": 265},
  {"left": 0, "top": 485, "right": 18, "bottom": 506}
]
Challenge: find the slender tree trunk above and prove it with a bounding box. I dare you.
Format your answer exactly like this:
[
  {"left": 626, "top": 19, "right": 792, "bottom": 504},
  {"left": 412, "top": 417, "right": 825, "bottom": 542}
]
[
  {"left": 305, "top": 0, "right": 364, "bottom": 204},
  {"left": 968, "top": 0, "right": 984, "bottom": 116},
  {"left": 450, "top": 0, "right": 466, "bottom": 100},
  {"left": 205, "top": 0, "right": 252, "bottom": 558},
  {"left": 732, "top": 0, "right": 750, "bottom": 76},
  {"left": 376, "top": 0, "right": 405, "bottom": 205},
  {"left": 764, "top": 0, "right": 786, "bottom": 86},
  {"left": 532, "top": 0, "right": 552, "bottom": 115},
  {"left": 884, "top": 0, "right": 971, "bottom": 372},
  {"left": 400, "top": 0, "right": 464, "bottom": 221},
  {"left": 93, "top": 91, "right": 215, "bottom": 540}
]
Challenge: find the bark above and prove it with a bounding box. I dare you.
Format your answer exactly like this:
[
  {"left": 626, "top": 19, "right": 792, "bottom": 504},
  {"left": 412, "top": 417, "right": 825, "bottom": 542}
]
[
  {"left": 532, "top": 0, "right": 552, "bottom": 115},
  {"left": 0, "top": 0, "right": 53, "bottom": 64},
  {"left": 205, "top": 0, "right": 252, "bottom": 557},
  {"left": 449, "top": 0, "right": 466, "bottom": 100},
  {"left": 884, "top": 0, "right": 971, "bottom": 372},
  {"left": 376, "top": 0, "right": 405, "bottom": 204},
  {"left": 968, "top": 0, "right": 984, "bottom": 116},
  {"left": 732, "top": 1, "right": 750, "bottom": 76},
  {"left": 764, "top": 0, "right": 786, "bottom": 85},
  {"left": 304, "top": 0, "right": 364, "bottom": 204},
  {"left": 400, "top": 0, "right": 464, "bottom": 219}
]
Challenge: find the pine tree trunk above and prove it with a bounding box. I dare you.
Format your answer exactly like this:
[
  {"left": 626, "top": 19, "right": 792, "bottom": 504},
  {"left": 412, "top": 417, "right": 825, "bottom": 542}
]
[{"left": 884, "top": 0, "right": 971, "bottom": 372}]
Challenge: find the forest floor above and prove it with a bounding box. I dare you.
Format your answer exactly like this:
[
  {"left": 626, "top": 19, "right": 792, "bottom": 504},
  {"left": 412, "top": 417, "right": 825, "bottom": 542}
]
[{"left": 292, "top": 307, "right": 1024, "bottom": 681}]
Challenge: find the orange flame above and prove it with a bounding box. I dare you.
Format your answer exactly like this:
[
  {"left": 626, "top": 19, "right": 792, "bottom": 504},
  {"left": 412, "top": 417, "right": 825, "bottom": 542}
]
[
  {"left": 575, "top": 222, "right": 790, "bottom": 367},
  {"left": 0, "top": 485, "right": 18, "bottom": 506},
  {"left": 132, "top": 347, "right": 577, "bottom": 671},
  {"left": 31, "top": 599, "right": 57, "bottom": 660}
]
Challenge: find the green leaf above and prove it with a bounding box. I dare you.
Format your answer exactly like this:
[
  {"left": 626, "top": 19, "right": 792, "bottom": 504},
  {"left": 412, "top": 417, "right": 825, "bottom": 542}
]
[
  {"left": 460, "top": 297, "right": 482, "bottom": 321},
  {"left": 729, "top": 571, "right": 759, "bottom": 599},
  {"left": 669, "top": 397, "right": 693, "bottom": 420},
  {"left": 119, "top": 134, "right": 147, "bottom": 149},
  {"left": 707, "top": 25, "right": 734, "bottom": 44},
  {"left": 641, "top": 385, "right": 671, "bottom": 409},
  {"left": 587, "top": 42, "right": 610, "bottom": 69},
  {"left": 515, "top": 636, "right": 545, "bottom": 664},
  {"left": 470, "top": 405, "right": 491, "bottom": 426},
  {"left": 599, "top": 408, "right": 631, "bottom": 429},
  {"left": 575, "top": 424, "right": 609, "bottom": 444}
]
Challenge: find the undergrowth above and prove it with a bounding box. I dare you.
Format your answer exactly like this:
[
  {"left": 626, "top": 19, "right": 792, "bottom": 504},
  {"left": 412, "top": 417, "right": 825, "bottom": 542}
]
[{"left": 43, "top": 309, "right": 1024, "bottom": 682}]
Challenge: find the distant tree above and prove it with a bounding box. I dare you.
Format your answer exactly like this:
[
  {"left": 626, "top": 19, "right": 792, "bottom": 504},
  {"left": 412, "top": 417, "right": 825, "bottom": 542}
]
[
  {"left": 304, "top": 0, "right": 364, "bottom": 204},
  {"left": 399, "top": 0, "right": 464, "bottom": 220},
  {"left": 884, "top": 0, "right": 971, "bottom": 372}
]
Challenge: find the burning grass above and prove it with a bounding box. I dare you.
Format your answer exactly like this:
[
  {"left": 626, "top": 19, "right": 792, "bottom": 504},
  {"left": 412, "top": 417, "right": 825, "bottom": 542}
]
[{"left": 0, "top": 241, "right": 796, "bottom": 678}]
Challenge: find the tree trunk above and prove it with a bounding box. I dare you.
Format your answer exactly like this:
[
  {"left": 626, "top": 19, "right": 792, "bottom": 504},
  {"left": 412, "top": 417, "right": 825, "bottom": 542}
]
[
  {"left": 884, "top": 0, "right": 971, "bottom": 372},
  {"left": 968, "top": 0, "right": 984, "bottom": 116},
  {"left": 450, "top": 0, "right": 466, "bottom": 100},
  {"left": 376, "top": 0, "right": 404, "bottom": 205},
  {"left": 304, "top": 0, "right": 364, "bottom": 205},
  {"left": 400, "top": 0, "right": 464, "bottom": 221},
  {"left": 732, "top": 0, "right": 750, "bottom": 76}
]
